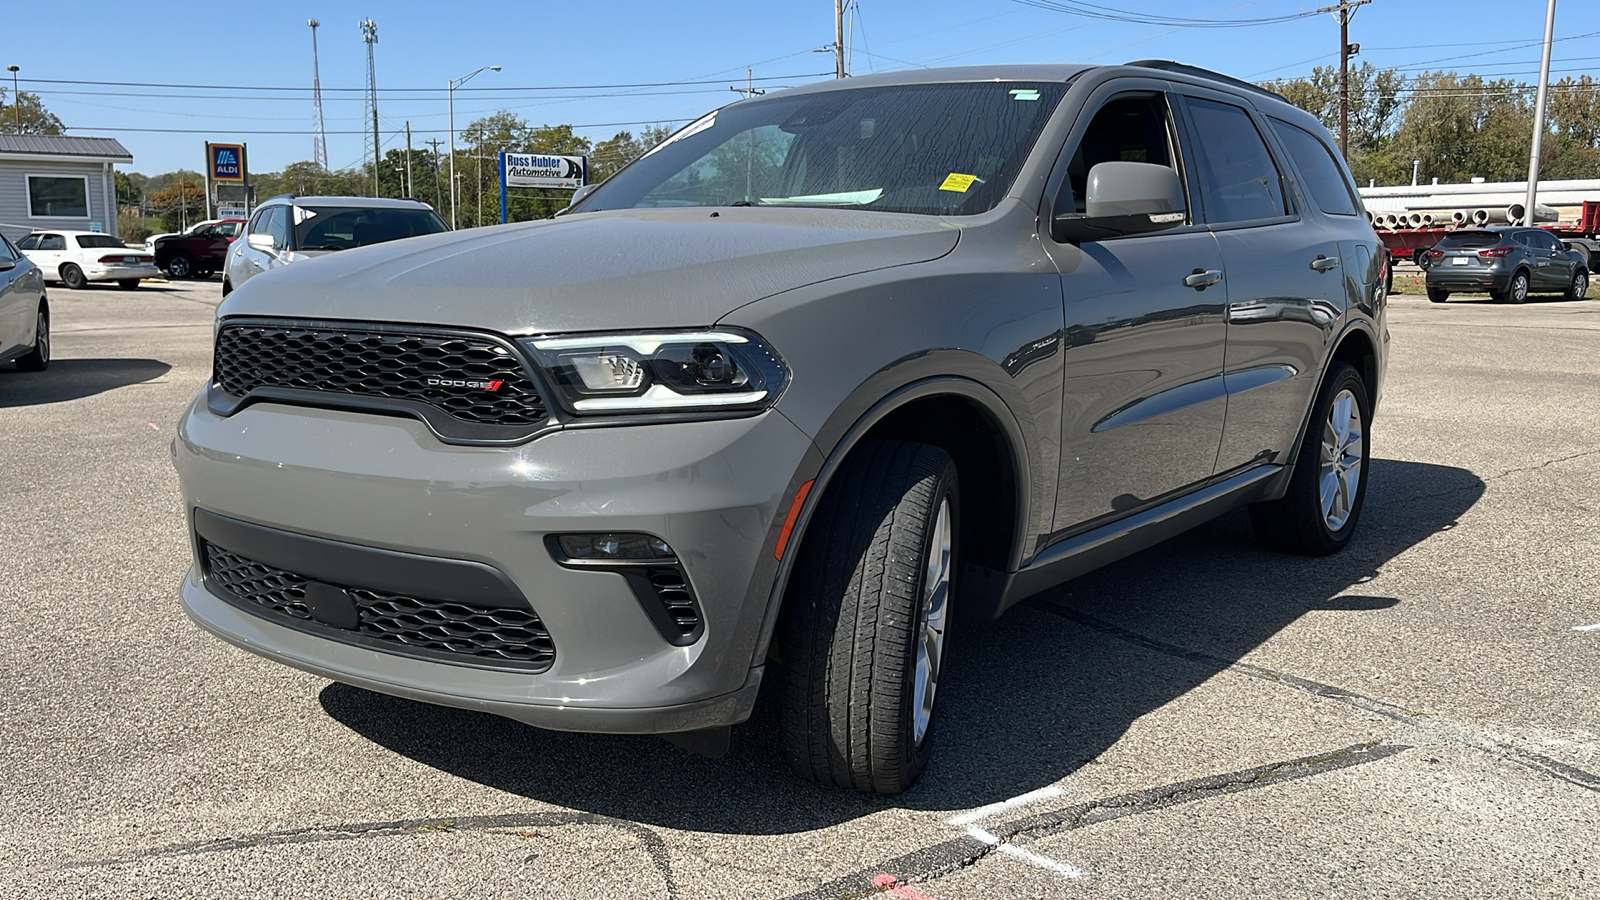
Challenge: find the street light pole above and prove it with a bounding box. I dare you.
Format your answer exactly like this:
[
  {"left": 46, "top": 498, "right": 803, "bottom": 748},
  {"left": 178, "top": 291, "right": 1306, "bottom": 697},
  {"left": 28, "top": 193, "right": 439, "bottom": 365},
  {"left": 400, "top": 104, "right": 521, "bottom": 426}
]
[
  {"left": 6, "top": 66, "right": 19, "bottom": 134},
  {"left": 448, "top": 65, "right": 501, "bottom": 229},
  {"left": 1526, "top": 0, "right": 1557, "bottom": 225}
]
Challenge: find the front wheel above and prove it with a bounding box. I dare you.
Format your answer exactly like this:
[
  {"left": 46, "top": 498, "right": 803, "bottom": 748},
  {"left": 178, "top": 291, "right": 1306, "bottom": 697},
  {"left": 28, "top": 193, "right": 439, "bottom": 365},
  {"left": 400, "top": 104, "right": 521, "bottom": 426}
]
[
  {"left": 16, "top": 308, "right": 49, "bottom": 371},
  {"left": 1567, "top": 268, "right": 1589, "bottom": 301},
  {"left": 779, "top": 439, "right": 958, "bottom": 794},
  {"left": 166, "top": 253, "right": 194, "bottom": 279},
  {"left": 60, "top": 264, "right": 87, "bottom": 290},
  {"left": 1249, "top": 362, "right": 1370, "bottom": 556}
]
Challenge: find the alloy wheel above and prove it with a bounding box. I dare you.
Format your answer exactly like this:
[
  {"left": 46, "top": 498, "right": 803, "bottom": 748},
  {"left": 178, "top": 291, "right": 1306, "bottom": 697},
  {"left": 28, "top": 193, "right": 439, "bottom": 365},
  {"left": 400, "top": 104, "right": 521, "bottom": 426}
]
[
  {"left": 1319, "top": 389, "right": 1363, "bottom": 532},
  {"left": 36, "top": 310, "right": 49, "bottom": 364},
  {"left": 912, "top": 497, "right": 952, "bottom": 746}
]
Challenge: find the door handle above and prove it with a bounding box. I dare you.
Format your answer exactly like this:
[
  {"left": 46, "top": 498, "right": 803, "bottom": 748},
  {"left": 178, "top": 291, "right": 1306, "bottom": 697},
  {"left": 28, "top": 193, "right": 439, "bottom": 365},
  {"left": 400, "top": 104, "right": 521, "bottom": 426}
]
[
  {"left": 1184, "top": 268, "right": 1223, "bottom": 290},
  {"left": 1310, "top": 255, "right": 1340, "bottom": 272}
]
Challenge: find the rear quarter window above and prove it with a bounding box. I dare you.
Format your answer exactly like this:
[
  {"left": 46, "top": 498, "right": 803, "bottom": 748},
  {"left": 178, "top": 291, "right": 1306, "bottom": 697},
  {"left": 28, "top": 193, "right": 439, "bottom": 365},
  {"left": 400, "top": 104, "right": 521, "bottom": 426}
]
[{"left": 1267, "top": 118, "right": 1359, "bottom": 216}]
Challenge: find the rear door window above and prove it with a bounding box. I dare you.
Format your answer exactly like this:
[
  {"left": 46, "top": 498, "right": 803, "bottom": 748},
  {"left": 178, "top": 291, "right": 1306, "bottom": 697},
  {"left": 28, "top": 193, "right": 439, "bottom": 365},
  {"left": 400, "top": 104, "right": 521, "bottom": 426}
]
[
  {"left": 1267, "top": 118, "right": 1359, "bottom": 216},
  {"left": 38, "top": 234, "right": 66, "bottom": 251},
  {"left": 1182, "top": 96, "right": 1288, "bottom": 224}
]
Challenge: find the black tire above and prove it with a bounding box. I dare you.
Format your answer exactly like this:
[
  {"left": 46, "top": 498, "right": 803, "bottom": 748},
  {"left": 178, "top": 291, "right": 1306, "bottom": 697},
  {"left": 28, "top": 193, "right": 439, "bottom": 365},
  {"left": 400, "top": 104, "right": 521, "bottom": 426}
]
[
  {"left": 195, "top": 267, "right": 214, "bottom": 280},
  {"left": 1507, "top": 269, "right": 1530, "bottom": 304},
  {"left": 221, "top": 279, "right": 232, "bottom": 298},
  {"left": 1384, "top": 260, "right": 1394, "bottom": 296},
  {"left": 1414, "top": 249, "right": 1432, "bottom": 271},
  {"left": 779, "top": 439, "right": 958, "bottom": 794},
  {"left": 1427, "top": 286, "right": 1449, "bottom": 303},
  {"left": 16, "top": 307, "right": 49, "bottom": 371},
  {"left": 1249, "top": 362, "right": 1370, "bottom": 556},
  {"left": 117, "top": 279, "right": 140, "bottom": 291},
  {"left": 1567, "top": 268, "right": 1589, "bottom": 301},
  {"left": 166, "top": 253, "right": 194, "bottom": 279},
  {"left": 60, "top": 264, "right": 87, "bottom": 290}
]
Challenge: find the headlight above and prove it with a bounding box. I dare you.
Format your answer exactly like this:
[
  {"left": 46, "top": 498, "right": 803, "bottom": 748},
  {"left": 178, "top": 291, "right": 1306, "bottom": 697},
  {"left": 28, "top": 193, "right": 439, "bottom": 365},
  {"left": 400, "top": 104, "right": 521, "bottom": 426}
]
[{"left": 519, "top": 329, "right": 787, "bottom": 415}]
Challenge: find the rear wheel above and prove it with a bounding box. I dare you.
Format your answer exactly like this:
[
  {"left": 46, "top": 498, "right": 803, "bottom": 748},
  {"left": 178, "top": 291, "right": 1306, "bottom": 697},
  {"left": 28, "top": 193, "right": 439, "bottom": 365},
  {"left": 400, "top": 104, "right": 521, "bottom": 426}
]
[
  {"left": 1250, "top": 362, "right": 1369, "bottom": 556},
  {"left": 1427, "top": 286, "right": 1449, "bottom": 303},
  {"left": 779, "top": 439, "right": 957, "bottom": 794},
  {"left": 16, "top": 307, "right": 49, "bottom": 371},
  {"left": 1504, "top": 270, "right": 1531, "bottom": 304},
  {"left": 60, "top": 264, "right": 87, "bottom": 290},
  {"left": 117, "top": 279, "right": 140, "bottom": 291},
  {"left": 1414, "top": 249, "right": 1433, "bottom": 271},
  {"left": 166, "top": 253, "right": 194, "bottom": 279},
  {"left": 1567, "top": 268, "right": 1589, "bottom": 301}
]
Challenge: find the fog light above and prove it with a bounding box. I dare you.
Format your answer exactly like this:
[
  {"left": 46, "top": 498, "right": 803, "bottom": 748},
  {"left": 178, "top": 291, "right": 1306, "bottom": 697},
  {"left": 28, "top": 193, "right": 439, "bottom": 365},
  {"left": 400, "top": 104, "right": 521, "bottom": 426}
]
[{"left": 555, "top": 533, "right": 674, "bottom": 561}]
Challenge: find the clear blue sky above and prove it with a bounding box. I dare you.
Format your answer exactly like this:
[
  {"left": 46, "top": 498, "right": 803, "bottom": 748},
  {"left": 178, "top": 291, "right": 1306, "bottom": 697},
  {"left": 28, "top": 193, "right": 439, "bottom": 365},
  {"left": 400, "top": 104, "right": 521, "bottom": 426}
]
[{"left": 4, "top": 0, "right": 1595, "bottom": 177}]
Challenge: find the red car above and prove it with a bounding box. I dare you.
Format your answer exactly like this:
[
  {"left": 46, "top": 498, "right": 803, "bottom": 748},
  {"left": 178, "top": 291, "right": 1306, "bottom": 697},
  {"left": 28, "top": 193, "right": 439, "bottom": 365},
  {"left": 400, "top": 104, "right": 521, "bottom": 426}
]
[{"left": 152, "top": 219, "right": 244, "bottom": 279}]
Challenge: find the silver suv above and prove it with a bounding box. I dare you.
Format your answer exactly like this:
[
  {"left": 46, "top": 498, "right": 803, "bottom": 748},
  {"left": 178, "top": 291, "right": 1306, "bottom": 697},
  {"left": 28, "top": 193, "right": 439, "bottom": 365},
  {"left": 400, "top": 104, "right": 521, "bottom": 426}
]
[
  {"left": 222, "top": 195, "right": 447, "bottom": 296},
  {"left": 175, "top": 62, "right": 1386, "bottom": 793}
]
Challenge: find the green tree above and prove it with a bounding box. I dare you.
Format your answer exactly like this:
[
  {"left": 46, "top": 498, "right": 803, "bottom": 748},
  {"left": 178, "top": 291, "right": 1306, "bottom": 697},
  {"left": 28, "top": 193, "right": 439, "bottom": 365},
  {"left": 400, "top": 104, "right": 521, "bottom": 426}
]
[
  {"left": 0, "top": 88, "right": 64, "bottom": 135},
  {"left": 114, "top": 171, "right": 141, "bottom": 209},
  {"left": 149, "top": 179, "right": 207, "bottom": 231}
]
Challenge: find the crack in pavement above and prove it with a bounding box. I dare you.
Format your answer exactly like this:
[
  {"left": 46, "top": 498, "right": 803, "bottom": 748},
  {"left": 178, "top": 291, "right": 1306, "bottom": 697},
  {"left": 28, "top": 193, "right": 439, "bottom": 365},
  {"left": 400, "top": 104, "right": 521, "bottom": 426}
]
[
  {"left": 777, "top": 742, "right": 1403, "bottom": 900},
  {"left": 60, "top": 811, "right": 681, "bottom": 899},
  {"left": 1033, "top": 603, "right": 1600, "bottom": 794}
]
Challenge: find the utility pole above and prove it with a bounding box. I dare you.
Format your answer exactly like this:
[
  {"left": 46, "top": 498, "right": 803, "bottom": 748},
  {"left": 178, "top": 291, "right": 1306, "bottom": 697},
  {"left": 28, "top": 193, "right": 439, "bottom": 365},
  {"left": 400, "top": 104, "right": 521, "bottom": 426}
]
[
  {"left": 1319, "top": 0, "right": 1369, "bottom": 156},
  {"left": 1526, "top": 0, "right": 1557, "bottom": 223},
  {"left": 835, "top": 0, "right": 846, "bottom": 78},
  {"left": 426, "top": 138, "right": 445, "bottom": 209},
  {"left": 6, "top": 66, "right": 19, "bottom": 134},
  {"left": 405, "top": 120, "right": 414, "bottom": 198},
  {"left": 730, "top": 67, "right": 766, "bottom": 99}
]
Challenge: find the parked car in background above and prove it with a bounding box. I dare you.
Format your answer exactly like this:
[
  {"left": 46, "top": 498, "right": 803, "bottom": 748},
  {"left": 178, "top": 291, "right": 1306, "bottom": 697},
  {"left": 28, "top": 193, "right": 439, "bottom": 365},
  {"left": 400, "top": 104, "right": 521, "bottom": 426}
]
[
  {"left": 16, "top": 231, "right": 159, "bottom": 290},
  {"left": 223, "top": 196, "right": 448, "bottom": 295},
  {"left": 145, "top": 218, "right": 231, "bottom": 254},
  {"left": 152, "top": 219, "right": 245, "bottom": 280},
  {"left": 1424, "top": 226, "right": 1590, "bottom": 303},
  {"left": 0, "top": 232, "right": 49, "bottom": 371},
  {"left": 178, "top": 63, "right": 1386, "bottom": 793}
]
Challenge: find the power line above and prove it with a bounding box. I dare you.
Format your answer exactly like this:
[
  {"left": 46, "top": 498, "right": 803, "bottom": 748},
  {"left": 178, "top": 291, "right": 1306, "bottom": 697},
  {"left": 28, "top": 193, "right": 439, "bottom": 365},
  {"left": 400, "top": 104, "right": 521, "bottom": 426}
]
[
  {"left": 1009, "top": 0, "right": 1320, "bottom": 28},
  {"left": 61, "top": 118, "right": 695, "bottom": 136},
  {"left": 17, "top": 73, "right": 828, "bottom": 94}
]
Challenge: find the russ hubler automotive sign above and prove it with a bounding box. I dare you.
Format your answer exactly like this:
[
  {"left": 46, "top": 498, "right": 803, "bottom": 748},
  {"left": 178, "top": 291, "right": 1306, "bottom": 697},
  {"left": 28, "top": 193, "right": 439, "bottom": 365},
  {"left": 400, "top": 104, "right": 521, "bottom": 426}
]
[{"left": 503, "top": 153, "right": 586, "bottom": 189}]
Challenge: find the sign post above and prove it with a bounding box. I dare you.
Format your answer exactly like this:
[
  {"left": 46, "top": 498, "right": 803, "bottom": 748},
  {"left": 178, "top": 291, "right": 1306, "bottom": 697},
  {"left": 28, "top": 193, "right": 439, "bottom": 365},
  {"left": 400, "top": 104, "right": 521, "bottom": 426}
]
[
  {"left": 499, "top": 152, "right": 588, "bottom": 223},
  {"left": 206, "top": 141, "right": 249, "bottom": 222}
]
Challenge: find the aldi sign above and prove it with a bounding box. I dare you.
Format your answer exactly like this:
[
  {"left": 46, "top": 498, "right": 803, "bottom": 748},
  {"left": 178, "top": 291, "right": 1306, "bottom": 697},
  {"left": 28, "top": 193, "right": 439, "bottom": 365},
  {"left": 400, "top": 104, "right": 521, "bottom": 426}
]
[
  {"left": 209, "top": 143, "right": 246, "bottom": 182},
  {"left": 503, "top": 153, "right": 586, "bottom": 189}
]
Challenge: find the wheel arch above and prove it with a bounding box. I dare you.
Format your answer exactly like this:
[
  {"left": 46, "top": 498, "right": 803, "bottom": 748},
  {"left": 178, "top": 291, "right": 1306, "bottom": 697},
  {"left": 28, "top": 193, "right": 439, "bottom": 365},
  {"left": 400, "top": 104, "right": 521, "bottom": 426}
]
[
  {"left": 752, "top": 376, "right": 1033, "bottom": 672},
  {"left": 1266, "top": 322, "right": 1382, "bottom": 502}
]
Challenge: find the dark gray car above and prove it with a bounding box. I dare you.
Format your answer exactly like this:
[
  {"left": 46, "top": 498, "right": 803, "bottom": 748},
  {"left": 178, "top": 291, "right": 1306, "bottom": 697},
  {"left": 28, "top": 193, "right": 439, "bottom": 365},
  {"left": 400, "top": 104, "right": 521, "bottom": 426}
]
[
  {"left": 174, "top": 62, "right": 1387, "bottom": 793},
  {"left": 1424, "top": 226, "right": 1590, "bottom": 303}
]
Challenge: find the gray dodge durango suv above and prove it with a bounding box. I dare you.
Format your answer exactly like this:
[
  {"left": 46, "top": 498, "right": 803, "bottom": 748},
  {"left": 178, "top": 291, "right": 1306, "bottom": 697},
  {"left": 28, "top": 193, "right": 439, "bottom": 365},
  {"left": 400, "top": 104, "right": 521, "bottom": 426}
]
[{"left": 175, "top": 61, "right": 1387, "bottom": 793}]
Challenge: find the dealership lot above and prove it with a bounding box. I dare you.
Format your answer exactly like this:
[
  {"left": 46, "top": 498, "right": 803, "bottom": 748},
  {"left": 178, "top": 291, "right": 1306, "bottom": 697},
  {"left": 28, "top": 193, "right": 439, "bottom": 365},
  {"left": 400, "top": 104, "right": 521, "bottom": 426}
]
[{"left": 2, "top": 280, "right": 1596, "bottom": 898}]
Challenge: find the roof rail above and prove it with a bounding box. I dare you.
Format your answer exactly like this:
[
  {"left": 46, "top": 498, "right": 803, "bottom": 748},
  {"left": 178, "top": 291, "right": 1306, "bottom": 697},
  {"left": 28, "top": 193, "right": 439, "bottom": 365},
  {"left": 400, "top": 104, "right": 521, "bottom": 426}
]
[
  {"left": 265, "top": 193, "right": 296, "bottom": 201},
  {"left": 1124, "top": 60, "right": 1287, "bottom": 102}
]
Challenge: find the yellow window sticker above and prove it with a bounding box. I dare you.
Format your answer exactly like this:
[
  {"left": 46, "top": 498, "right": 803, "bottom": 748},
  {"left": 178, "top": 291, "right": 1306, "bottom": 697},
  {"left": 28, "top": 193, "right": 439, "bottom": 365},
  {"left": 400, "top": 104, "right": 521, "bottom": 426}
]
[{"left": 940, "top": 173, "right": 977, "bottom": 193}]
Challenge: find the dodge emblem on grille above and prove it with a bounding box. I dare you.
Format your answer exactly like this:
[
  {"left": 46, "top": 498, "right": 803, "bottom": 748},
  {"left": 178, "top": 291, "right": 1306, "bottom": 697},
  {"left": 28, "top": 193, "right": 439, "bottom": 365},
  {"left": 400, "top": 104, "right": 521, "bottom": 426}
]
[{"left": 426, "top": 378, "right": 504, "bottom": 391}]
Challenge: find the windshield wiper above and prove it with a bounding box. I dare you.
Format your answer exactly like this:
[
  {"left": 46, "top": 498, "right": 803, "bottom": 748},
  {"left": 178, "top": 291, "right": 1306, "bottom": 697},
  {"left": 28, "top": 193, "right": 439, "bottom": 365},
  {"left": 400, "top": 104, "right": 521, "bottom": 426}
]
[
  {"left": 301, "top": 244, "right": 346, "bottom": 251},
  {"left": 727, "top": 200, "right": 758, "bottom": 207}
]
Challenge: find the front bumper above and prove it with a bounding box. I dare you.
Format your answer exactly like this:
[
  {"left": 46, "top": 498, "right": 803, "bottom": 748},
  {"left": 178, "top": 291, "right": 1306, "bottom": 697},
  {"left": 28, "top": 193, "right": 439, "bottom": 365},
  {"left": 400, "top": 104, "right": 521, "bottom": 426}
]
[{"left": 174, "top": 395, "right": 815, "bottom": 733}]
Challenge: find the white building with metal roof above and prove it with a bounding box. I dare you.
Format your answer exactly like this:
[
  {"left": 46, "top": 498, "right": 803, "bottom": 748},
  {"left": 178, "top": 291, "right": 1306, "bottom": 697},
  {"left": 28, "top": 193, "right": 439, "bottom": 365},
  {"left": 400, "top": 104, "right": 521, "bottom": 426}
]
[{"left": 0, "top": 135, "right": 132, "bottom": 242}]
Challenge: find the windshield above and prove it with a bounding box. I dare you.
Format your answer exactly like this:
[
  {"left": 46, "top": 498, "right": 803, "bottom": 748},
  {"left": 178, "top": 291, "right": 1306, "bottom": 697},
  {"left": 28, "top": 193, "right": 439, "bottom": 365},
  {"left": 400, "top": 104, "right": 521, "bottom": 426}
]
[
  {"left": 574, "top": 81, "right": 1068, "bottom": 217},
  {"left": 293, "top": 206, "right": 449, "bottom": 250},
  {"left": 75, "top": 234, "right": 126, "bottom": 249}
]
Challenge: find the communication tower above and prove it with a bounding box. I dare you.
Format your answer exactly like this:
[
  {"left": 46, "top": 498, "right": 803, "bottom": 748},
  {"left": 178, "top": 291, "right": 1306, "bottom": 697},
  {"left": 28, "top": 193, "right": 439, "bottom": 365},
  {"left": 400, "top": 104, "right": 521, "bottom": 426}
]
[
  {"left": 308, "top": 19, "right": 328, "bottom": 169},
  {"left": 361, "top": 18, "right": 380, "bottom": 196}
]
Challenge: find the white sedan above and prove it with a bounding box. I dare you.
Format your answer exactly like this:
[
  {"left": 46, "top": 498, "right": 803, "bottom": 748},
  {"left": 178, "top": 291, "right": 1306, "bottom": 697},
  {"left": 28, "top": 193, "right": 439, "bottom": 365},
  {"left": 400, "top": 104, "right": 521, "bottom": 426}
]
[{"left": 16, "top": 231, "right": 160, "bottom": 290}]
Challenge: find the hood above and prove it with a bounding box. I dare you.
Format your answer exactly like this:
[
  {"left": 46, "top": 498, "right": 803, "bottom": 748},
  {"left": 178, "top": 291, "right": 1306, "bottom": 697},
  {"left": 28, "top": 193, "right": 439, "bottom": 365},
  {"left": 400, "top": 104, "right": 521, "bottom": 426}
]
[{"left": 219, "top": 208, "right": 959, "bottom": 333}]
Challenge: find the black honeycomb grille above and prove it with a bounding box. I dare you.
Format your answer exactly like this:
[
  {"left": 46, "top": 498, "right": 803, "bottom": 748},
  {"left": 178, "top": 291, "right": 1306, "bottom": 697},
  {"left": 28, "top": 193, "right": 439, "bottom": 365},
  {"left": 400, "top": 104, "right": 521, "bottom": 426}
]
[
  {"left": 213, "top": 323, "right": 548, "bottom": 428},
  {"left": 203, "top": 541, "right": 555, "bottom": 671}
]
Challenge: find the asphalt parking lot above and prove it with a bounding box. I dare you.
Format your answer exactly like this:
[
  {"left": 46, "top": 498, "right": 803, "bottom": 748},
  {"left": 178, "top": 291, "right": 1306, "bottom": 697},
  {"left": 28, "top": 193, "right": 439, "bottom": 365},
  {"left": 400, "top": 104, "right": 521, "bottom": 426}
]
[{"left": 2, "top": 277, "right": 1596, "bottom": 899}]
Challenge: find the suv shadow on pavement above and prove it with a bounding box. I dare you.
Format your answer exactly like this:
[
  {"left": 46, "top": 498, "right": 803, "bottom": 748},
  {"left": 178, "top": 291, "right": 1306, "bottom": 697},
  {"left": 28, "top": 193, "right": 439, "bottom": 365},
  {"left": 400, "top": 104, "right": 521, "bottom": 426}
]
[
  {"left": 320, "top": 457, "right": 1484, "bottom": 834},
  {"left": 1, "top": 358, "right": 172, "bottom": 407}
]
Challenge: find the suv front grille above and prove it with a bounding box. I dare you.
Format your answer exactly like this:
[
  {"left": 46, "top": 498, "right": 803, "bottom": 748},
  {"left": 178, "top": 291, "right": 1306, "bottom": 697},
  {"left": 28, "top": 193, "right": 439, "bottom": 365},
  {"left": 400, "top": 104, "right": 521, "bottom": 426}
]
[
  {"left": 203, "top": 541, "right": 555, "bottom": 671},
  {"left": 212, "top": 322, "right": 549, "bottom": 435}
]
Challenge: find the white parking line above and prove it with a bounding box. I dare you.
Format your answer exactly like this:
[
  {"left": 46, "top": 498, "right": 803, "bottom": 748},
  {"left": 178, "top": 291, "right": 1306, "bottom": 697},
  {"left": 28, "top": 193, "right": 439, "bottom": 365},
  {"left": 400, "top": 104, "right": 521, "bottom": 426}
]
[
  {"left": 946, "top": 786, "right": 1065, "bottom": 826},
  {"left": 946, "top": 786, "right": 1083, "bottom": 880},
  {"left": 1574, "top": 624, "right": 1600, "bottom": 631}
]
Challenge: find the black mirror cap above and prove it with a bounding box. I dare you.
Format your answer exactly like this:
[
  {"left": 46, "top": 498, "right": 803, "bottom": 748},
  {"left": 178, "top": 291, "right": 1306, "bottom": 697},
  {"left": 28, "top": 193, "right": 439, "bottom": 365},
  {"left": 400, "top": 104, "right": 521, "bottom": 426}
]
[{"left": 1053, "top": 210, "right": 1185, "bottom": 243}]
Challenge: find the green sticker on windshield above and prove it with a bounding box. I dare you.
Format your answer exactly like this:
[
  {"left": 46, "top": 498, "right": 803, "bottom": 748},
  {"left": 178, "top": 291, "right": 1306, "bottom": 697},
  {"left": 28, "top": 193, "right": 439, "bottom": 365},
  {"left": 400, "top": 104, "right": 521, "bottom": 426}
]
[{"left": 1010, "top": 89, "right": 1041, "bottom": 101}]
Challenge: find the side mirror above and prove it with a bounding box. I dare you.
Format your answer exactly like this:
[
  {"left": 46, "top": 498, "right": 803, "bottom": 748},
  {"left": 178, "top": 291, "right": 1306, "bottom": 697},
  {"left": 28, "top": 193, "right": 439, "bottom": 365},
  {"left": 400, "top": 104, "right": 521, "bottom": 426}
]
[
  {"left": 247, "top": 233, "right": 277, "bottom": 252},
  {"left": 0, "top": 258, "right": 14, "bottom": 272},
  {"left": 1053, "top": 161, "right": 1187, "bottom": 244},
  {"left": 560, "top": 184, "right": 598, "bottom": 214}
]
